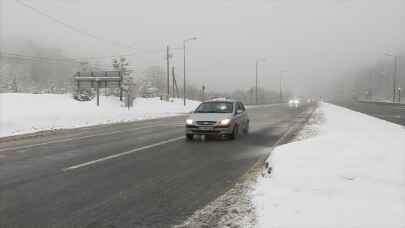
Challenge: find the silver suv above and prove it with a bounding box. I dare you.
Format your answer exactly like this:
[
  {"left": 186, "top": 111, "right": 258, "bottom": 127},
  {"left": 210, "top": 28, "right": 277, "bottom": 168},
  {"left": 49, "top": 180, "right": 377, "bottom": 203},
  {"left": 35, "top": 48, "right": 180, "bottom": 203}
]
[{"left": 185, "top": 99, "right": 249, "bottom": 140}]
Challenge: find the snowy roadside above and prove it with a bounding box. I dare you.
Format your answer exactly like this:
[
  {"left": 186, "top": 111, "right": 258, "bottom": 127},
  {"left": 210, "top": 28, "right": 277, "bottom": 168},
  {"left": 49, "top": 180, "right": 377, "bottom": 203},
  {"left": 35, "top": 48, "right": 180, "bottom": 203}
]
[
  {"left": 0, "top": 93, "right": 200, "bottom": 138},
  {"left": 253, "top": 102, "right": 405, "bottom": 228}
]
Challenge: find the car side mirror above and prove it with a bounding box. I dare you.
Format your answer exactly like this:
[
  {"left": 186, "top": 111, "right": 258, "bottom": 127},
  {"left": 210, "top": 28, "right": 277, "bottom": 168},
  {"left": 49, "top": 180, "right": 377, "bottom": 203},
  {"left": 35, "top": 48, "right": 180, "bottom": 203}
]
[{"left": 236, "top": 109, "right": 243, "bottom": 115}]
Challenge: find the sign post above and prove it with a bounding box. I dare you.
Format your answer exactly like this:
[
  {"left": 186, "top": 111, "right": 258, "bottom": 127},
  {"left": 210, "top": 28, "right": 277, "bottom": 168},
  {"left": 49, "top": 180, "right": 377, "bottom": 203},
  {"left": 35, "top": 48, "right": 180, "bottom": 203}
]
[{"left": 73, "top": 71, "right": 123, "bottom": 106}]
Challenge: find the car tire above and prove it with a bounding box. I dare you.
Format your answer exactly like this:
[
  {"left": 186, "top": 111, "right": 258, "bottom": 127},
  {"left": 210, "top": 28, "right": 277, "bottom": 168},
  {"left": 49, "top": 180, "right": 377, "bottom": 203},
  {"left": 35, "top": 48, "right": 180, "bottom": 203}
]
[
  {"left": 229, "top": 125, "right": 239, "bottom": 140},
  {"left": 186, "top": 134, "right": 194, "bottom": 141},
  {"left": 243, "top": 121, "right": 249, "bottom": 134}
]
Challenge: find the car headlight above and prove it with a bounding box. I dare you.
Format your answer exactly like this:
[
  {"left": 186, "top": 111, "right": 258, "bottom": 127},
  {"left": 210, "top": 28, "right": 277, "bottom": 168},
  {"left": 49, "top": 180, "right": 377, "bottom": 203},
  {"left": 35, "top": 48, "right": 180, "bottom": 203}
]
[
  {"left": 289, "top": 100, "right": 294, "bottom": 104},
  {"left": 186, "top": 119, "right": 193, "bottom": 125},
  {"left": 219, "top": 119, "right": 231, "bottom": 126},
  {"left": 294, "top": 100, "right": 299, "bottom": 104}
]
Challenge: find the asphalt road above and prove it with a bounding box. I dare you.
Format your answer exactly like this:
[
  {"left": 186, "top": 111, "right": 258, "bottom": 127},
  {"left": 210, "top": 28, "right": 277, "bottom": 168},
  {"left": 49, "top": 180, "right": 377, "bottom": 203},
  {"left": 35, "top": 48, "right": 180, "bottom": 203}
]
[
  {"left": 0, "top": 103, "right": 316, "bottom": 228},
  {"left": 331, "top": 99, "right": 405, "bottom": 126}
]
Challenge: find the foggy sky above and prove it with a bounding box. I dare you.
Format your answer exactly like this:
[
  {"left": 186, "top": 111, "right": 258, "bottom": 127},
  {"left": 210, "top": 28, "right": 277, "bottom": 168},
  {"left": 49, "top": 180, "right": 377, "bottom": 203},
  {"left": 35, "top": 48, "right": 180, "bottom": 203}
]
[{"left": 2, "top": 0, "right": 405, "bottom": 96}]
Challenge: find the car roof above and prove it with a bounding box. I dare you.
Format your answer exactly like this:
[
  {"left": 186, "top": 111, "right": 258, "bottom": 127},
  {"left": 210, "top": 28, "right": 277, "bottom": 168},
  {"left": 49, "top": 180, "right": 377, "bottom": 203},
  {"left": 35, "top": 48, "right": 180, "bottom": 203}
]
[{"left": 205, "top": 98, "right": 239, "bottom": 103}]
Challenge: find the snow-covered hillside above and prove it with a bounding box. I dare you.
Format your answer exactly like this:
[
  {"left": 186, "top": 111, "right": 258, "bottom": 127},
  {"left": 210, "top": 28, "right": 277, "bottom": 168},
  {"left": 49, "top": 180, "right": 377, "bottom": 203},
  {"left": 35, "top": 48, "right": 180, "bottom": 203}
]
[
  {"left": 253, "top": 103, "right": 405, "bottom": 228},
  {"left": 0, "top": 93, "right": 200, "bottom": 137}
]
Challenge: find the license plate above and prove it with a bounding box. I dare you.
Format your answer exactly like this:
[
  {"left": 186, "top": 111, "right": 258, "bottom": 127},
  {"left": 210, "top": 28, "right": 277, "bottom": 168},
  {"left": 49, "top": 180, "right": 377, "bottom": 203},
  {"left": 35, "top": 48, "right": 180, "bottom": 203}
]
[{"left": 199, "top": 127, "right": 213, "bottom": 130}]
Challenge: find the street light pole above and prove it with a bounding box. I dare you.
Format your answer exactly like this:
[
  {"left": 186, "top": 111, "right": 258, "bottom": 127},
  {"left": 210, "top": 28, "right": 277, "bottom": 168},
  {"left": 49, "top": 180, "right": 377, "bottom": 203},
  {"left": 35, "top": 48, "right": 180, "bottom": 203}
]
[
  {"left": 385, "top": 53, "right": 398, "bottom": 103},
  {"left": 166, "top": 45, "right": 170, "bottom": 100},
  {"left": 255, "top": 61, "right": 258, "bottom": 105},
  {"left": 398, "top": 88, "right": 401, "bottom": 103},
  {"left": 255, "top": 58, "right": 266, "bottom": 105},
  {"left": 183, "top": 41, "right": 186, "bottom": 106},
  {"left": 183, "top": 37, "right": 197, "bottom": 106},
  {"left": 280, "top": 70, "right": 287, "bottom": 102}
]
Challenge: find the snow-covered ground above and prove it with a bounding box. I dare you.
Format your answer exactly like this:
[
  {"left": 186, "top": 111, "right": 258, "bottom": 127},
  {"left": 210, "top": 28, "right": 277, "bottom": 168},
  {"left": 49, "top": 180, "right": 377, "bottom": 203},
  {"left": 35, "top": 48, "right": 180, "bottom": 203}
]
[
  {"left": 253, "top": 102, "right": 405, "bottom": 228},
  {"left": 0, "top": 93, "right": 200, "bottom": 137}
]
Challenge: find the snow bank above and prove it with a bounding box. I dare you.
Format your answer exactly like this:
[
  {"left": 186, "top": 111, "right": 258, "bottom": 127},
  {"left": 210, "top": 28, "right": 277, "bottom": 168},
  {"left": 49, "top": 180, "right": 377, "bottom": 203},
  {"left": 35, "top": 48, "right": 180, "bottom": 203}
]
[
  {"left": 253, "top": 103, "right": 405, "bottom": 228},
  {"left": 0, "top": 93, "right": 200, "bottom": 137}
]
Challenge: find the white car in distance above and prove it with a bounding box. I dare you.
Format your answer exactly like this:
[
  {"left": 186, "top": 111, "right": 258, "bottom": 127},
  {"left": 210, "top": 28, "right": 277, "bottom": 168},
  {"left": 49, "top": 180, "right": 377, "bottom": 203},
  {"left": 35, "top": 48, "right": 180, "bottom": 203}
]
[{"left": 288, "top": 98, "right": 301, "bottom": 108}]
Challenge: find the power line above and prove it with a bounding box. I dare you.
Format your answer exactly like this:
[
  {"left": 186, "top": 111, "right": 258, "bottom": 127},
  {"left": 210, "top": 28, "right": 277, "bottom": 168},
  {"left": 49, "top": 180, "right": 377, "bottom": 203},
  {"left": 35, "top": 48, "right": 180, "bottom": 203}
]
[
  {"left": 71, "top": 46, "right": 182, "bottom": 60},
  {"left": 15, "top": 0, "right": 135, "bottom": 50},
  {"left": 75, "top": 48, "right": 165, "bottom": 60},
  {"left": 0, "top": 52, "right": 140, "bottom": 69},
  {"left": 1, "top": 52, "right": 79, "bottom": 62},
  {"left": 0, "top": 53, "right": 80, "bottom": 65},
  {"left": 11, "top": 1, "right": 188, "bottom": 67},
  {"left": 0, "top": 47, "right": 178, "bottom": 69},
  {"left": 0, "top": 55, "right": 114, "bottom": 70}
]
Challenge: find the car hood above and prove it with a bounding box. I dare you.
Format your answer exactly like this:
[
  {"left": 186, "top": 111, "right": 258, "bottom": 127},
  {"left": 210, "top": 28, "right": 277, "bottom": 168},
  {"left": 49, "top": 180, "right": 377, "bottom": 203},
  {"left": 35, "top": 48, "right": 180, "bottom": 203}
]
[{"left": 189, "top": 113, "right": 233, "bottom": 122}]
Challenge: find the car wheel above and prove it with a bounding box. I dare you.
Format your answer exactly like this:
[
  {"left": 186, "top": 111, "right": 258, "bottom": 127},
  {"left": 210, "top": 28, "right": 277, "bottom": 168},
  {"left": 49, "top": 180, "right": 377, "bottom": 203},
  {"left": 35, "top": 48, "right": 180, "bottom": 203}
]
[
  {"left": 243, "top": 121, "right": 249, "bottom": 134},
  {"left": 229, "top": 125, "right": 239, "bottom": 140},
  {"left": 186, "top": 134, "right": 194, "bottom": 141}
]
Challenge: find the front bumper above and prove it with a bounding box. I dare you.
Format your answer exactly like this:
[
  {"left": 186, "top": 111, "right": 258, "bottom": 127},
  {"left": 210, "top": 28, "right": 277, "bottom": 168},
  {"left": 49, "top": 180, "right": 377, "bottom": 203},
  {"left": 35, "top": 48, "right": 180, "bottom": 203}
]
[{"left": 185, "top": 124, "right": 233, "bottom": 135}]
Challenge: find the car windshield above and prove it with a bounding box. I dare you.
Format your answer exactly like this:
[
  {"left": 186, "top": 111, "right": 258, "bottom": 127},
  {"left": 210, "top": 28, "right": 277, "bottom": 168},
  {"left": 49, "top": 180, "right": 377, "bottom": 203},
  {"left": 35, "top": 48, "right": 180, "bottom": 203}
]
[{"left": 194, "top": 102, "right": 234, "bottom": 113}]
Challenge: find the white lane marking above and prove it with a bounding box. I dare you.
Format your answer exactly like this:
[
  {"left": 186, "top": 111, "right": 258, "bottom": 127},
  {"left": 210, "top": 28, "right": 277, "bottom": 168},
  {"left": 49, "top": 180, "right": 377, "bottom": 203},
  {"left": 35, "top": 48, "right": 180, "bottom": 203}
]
[
  {"left": 0, "top": 123, "right": 183, "bottom": 153},
  {"left": 62, "top": 136, "right": 185, "bottom": 171}
]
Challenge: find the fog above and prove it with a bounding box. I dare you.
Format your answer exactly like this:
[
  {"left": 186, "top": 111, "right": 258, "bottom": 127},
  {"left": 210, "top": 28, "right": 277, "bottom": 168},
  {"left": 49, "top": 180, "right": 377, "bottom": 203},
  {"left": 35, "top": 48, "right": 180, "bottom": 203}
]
[{"left": 2, "top": 0, "right": 405, "bottom": 97}]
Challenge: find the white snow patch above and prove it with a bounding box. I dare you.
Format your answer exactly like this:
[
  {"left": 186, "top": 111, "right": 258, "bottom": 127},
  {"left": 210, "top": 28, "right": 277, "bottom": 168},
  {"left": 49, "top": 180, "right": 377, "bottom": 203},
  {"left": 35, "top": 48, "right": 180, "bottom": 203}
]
[
  {"left": 253, "top": 102, "right": 405, "bottom": 228},
  {"left": 0, "top": 93, "right": 200, "bottom": 137}
]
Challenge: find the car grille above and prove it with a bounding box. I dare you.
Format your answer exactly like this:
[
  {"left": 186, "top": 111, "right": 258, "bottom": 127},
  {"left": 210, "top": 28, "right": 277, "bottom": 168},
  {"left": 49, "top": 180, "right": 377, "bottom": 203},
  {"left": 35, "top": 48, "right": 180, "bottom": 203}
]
[
  {"left": 196, "top": 121, "right": 217, "bottom": 126},
  {"left": 192, "top": 129, "right": 220, "bottom": 133}
]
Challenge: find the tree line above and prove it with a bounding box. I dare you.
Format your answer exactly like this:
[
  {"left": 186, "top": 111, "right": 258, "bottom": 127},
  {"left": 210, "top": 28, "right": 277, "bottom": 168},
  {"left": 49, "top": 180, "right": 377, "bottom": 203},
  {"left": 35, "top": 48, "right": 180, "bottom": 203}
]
[{"left": 1, "top": 39, "right": 283, "bottom": 104}]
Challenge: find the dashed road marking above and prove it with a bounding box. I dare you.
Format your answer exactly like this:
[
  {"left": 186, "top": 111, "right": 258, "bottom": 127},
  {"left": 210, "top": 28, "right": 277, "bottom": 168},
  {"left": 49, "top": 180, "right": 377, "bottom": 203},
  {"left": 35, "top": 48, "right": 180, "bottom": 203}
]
[
  {"left": 0, "top": 123, "right": 180, "bottom": 153},
  {"left": 62, "top": 136, "right": 184, "bottom": 171}
]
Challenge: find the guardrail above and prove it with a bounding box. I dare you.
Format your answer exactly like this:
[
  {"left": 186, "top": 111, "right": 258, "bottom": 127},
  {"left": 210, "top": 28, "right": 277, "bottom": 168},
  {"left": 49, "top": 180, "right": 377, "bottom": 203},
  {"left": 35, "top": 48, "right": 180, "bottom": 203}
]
[{"left": 357, "top": 100, "right": 405, "bottom": 107}]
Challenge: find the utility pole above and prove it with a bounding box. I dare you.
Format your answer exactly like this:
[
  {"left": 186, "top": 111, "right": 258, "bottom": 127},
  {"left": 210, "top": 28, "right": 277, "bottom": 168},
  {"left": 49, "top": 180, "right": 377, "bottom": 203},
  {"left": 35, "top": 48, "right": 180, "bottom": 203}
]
[
  {"left": 279, "top": 72, "right": 282, "bottom": 102},
  {"left": 201, "top": 85, "right": 206, "bottom": 101},
  {"left": 255, "top": 61, "right": 258, "bottom": 105},
  {"left": 166, "top": 45, "right": 170, "bottom": 100},
  {"left": 172, "top": 66, "right": 176, "bottom": 98},
  {"left": 394, "top": 56, "right": 398, "bottom": 103},
  {"left": 183, "top": 42, "right": 186, "bottom": 105},
  {"left": 280, "top": 70, "right": 287, "bottom": 102},
  {"left": 172, "top": 66, "right": 179, "bottom": 98},
  {"left": 369, "top": 72, "right": 373, "bottom": 100},
  {"left": 183, "top": 37, "right": 197, "bottom": 106},
  {"left": 255, "top": 58, "right": 266, "bottom": 105},
  {"left": 398, "top": 88, "right": 401, "bottom": 103}
]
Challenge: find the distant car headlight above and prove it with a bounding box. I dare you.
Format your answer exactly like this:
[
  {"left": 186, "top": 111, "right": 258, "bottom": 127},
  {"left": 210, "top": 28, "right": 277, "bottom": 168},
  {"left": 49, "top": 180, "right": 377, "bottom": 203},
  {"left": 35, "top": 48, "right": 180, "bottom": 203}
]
[
  {"left": 294, "top": 100, "right": 300, "bottom": 104},
  {"left": 186, "top": 119, "right": 193, "bottom": 125},
  {"left": 288, "top": 100, "right": 294, "bottom": 104},
  {"left": 219, "top": 119, "right": 231, "bottom": 126}
]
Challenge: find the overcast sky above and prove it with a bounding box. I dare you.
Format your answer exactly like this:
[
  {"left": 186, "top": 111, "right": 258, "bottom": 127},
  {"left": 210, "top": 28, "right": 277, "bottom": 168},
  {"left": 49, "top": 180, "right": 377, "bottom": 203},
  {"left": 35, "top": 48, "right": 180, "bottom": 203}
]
[{"left": 2, "top": 0, "right": 405, "bottom": 96}]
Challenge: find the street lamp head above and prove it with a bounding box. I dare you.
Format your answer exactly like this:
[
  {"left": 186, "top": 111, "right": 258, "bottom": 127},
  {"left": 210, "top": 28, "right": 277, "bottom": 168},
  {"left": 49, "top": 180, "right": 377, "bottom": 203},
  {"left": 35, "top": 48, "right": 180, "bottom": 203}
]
[{"left": 398, "top": 88, "right": 401, "bottom": 91}]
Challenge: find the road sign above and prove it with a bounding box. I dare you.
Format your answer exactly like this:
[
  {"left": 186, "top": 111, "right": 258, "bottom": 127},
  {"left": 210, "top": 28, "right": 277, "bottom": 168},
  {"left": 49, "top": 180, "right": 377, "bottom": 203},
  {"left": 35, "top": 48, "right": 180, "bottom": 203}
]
[{"left": 73, "top": 71, "right": 123, "bottom": 106}]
